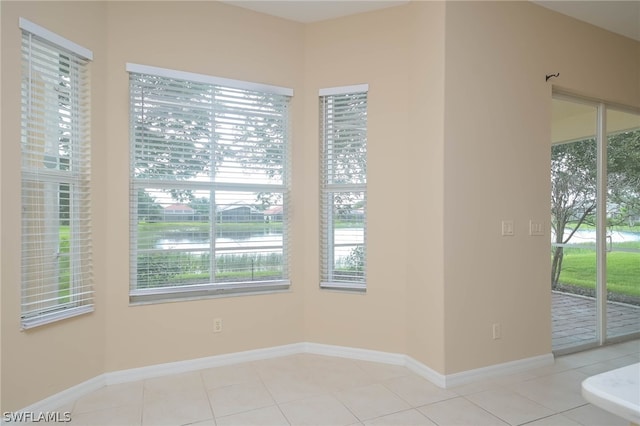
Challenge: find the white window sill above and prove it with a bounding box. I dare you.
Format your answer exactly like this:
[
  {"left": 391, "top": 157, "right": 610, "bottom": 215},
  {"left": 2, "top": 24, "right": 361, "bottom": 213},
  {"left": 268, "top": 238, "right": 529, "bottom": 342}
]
[
  {"left": 130, "top": 280, "right": 291, "bottom": 305},
  {"left": 21, "top": 305, "right": 94, "bottom": 330},
  {"left": 320, "top": 281, "right": 366, "bottom": 293}
]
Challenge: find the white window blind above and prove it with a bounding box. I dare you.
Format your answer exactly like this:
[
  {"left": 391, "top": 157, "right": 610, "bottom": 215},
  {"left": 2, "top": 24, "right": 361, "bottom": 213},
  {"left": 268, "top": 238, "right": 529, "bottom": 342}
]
[
  {"left": 320, "top": 86, "right": 368, "bottom": 291},
  {"left": 129, "top": 65, "right": 291, "bottom": 303},
  {"left": 20, "top": 19, "right": 93, "bottom": 329}
]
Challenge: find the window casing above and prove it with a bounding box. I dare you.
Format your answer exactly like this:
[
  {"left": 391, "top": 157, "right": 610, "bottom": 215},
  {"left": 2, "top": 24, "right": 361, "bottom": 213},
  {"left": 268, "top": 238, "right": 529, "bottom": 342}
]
[
  {"left": 320, "top": 85, "right": 368, "bottom": 291},
  {"left": 20, "top": 18, "right": 93, "bottom": 328},
  {"left": 128, "top": 64, "right": 292, "bottom": 303}
]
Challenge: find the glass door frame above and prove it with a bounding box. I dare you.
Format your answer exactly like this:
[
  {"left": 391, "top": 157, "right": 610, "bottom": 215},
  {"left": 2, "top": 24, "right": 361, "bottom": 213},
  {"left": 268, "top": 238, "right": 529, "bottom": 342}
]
[{"left": 553, "top": 90, "right": 640, "bottom": 352}]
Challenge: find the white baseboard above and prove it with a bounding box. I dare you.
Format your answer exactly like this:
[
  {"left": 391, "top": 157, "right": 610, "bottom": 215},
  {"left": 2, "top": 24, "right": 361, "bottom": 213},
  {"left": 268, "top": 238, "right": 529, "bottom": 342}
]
[
  {"left": 302, "top": 343, "right": 554, "bottom": 389},
  {"left": 303, "top": 342, "right": 448, "bottom": 387},
  {"left": 13, "top": 374, "right": 106, "bottom": 416},
  {"left": 14, "top": 343, "right": 553, "bottom": 417},
  {"left": 105, "top": 343, "right": 304, "bottom": 386},
  {"left": 442, "top": 353, "right": 555, "bottom": 388},
  {"left": 303, "top": 342, "right": 406, "bottom": 365},
  {"left": 404, "top": 356, "right": 448, "bottom": 388}
]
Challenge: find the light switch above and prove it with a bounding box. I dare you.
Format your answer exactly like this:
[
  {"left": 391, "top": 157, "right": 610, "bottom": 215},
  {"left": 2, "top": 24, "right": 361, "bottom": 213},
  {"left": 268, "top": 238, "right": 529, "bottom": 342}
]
[
  {"left": 501, "top": 220, "right": 514, "bottom": 236},
  {"left": 529, "top": 220, "right": 544, "bottom": 236}
]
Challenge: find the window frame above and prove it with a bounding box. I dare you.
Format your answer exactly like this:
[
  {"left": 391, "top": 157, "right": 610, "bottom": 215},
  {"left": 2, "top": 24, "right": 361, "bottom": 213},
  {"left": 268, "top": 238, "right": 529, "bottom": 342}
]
[
  {"left": 319, "top": 84, "right": 368, "bottom": 292},
  {"left": 20, "top": 18, "right": 94, "bottom": 329},
  {"left": 128, "top": 63, "right": 293, "bottom": 304}
]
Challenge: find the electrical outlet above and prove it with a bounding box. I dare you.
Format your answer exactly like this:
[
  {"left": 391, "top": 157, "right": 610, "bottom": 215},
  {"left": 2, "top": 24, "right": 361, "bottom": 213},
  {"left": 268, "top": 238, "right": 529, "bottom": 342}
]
[
  {"left": 492, "top": 323, "right": 501, "bottom": 340},
  {"left": 213, "top": 318, "right": 223, "bottom": 333}
]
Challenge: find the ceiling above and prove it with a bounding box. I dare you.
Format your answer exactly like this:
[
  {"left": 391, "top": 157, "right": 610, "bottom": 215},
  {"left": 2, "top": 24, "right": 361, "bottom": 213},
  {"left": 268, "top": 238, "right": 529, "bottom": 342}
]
[
  {"left": 221, "top": 0, "right": 640, "bottom": 42},
  {"left": 221, "top": 0, "right": 409, "bottom": 23},
  {"left": 533, "top": 1, "right": 639, "bottom": 42}
]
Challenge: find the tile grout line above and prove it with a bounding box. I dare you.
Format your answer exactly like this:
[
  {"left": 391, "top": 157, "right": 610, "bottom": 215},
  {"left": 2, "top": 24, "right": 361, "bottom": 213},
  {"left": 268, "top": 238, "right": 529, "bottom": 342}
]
[{"left": 197, "top": 369, "right": 217, "bottom": 425}]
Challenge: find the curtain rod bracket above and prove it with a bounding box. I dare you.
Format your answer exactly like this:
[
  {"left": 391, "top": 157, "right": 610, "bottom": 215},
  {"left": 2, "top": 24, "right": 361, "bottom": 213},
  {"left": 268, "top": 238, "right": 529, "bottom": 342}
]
[{"left": 546, "top": 73, "right": 560, "bottom": 82}]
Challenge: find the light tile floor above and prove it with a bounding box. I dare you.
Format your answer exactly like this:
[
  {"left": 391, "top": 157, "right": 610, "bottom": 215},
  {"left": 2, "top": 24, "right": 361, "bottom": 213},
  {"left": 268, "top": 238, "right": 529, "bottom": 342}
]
[{"left": 53, "top": 339, "right": 639, "bottom": 426}]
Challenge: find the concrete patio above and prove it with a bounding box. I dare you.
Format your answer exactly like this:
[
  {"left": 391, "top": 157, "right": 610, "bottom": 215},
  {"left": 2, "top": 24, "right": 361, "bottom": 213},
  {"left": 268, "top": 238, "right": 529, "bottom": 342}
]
[{"left": 552, "top": 291, "right": 640, "bottom": 353}]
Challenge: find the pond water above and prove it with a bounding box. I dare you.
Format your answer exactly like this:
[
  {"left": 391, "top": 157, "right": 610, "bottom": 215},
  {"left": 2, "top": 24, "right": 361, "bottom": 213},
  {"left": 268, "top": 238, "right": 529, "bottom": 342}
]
[
  {"left": 155, "top": 227, "right": 638, "bottom": 255},
  {"left": 156, "top": 227, "right": 364, "bottom": 258},
  {"left": 558, "top": 230, "right": 640, "bottom": 244},
  {"left": 156, "top": 233, "right": 283, "bottom": 252}
]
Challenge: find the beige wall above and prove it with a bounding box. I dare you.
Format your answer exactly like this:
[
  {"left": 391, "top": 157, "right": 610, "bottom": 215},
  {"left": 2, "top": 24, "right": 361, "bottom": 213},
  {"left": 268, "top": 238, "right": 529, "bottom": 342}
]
[
  {"left": 405, "top": 1, "right": 447, "bottom": 373},
  {"left": 302, "top": 4, "right": 412, "bottom": 355},
  {"left": 301, "top": 0, "right": 449, "bottom": 369},
  {"left": 1, "top": 1, "right": 109, "bottom": 411},
  {"left": 442, "top": 1, "right": 639, "bottom": 374},
  {"left": 2, "top": 0, "right": 638, "bottom": 411}
]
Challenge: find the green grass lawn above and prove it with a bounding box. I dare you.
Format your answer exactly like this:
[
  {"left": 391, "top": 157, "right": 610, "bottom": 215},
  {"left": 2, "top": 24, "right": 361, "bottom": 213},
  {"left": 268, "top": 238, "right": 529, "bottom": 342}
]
[{"left": 557, "top": 244, "right": 640, "bottom": 297}]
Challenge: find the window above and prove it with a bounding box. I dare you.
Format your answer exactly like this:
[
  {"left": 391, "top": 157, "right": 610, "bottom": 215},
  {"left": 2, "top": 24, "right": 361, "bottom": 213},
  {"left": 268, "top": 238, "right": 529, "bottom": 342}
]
[
  {"left": 320, "top": 85, "right": 368, "bottom": 291},
  {"left": 20, "top": 18, "right": 93, "bottom": 328},
  {"left": 128, "top": 64, "right": 292, "bottom": 303}
]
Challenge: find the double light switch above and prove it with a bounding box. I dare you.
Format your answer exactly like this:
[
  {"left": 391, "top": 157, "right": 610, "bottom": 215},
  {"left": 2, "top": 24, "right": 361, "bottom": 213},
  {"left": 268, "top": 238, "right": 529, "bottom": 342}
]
[{"left": 501, "top": 220, "right": 545, "bottom": 236}]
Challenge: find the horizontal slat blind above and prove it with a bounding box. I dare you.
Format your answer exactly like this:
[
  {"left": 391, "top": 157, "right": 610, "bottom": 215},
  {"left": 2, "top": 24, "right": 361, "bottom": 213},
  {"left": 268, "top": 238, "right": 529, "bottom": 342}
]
[
  {"left": 21, "top": 21, "right": 93, "bottom": 328},
  {"left": 130, "top": 68, "right": 291, "bottom": 301},
  {"left": 320, "top": 88, "right": 368, "bottom": 290}
]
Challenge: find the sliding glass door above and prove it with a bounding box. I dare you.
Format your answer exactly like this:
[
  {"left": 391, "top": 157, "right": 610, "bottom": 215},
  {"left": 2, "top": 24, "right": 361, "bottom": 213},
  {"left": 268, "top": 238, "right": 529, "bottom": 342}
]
[
  {"left": 551, "top": 95, "right": 640, "bottom": 354},
  {"left": 551, "top": 98, "right": 598, "bottom": 351},
  {"left": 605, "top": 108, "right": 640, "bottom": 340}
]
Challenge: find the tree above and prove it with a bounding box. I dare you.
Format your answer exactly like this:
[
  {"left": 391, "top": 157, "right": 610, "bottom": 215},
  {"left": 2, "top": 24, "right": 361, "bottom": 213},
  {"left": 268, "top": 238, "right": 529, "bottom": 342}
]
[
  {"left": 215, "top": 89, "right": 289, "bottom": 209},
  {"left": 607, "top": 130, "right": 640, "bottom": 226},
  {"left": 189, "top": 197, "right": 211, "bottom": 220},
  {"left": 132, "top": 77, "right": 289, "bottom": 205},
  {"left": 323, "top": 92, "right": 368, "bottom": 214},
  {"left": 550, "top": 128, "right": 640, "bottom": 288},
  {"left": 137, "top": 190, "right": 163, "bottom": 222},
  {"left": 132, "top": 75, "right": 215, "bottom": 203},
  {"left": 551, "top": 139, "right": 597, "bottom": 288},
  {"left": 216, "top": 89, "right": 287, "bottom": 181}
]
